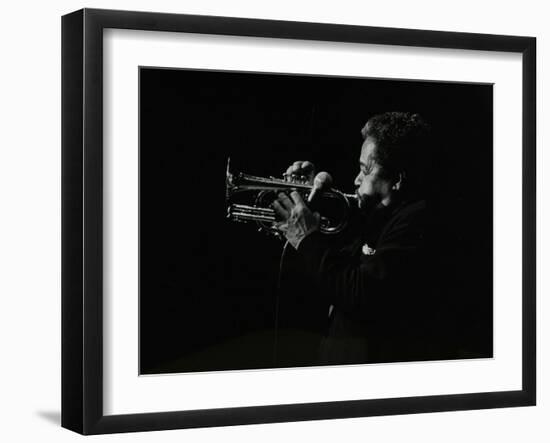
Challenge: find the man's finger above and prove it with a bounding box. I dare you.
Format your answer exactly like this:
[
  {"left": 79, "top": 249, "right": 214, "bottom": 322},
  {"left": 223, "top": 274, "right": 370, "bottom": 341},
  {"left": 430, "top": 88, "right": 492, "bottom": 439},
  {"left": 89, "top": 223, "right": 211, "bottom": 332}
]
[
  {"left": 273, "top": 198, "right": 290, "bottom": 219},
  {"left": 284, "top": 161, "right": 315, "bottom": 182},
  {"left": 289, "top": 190, "right": 305, "bottom": 207},
  {"left": 301, "top": 161, "right": 315, "bottom": 173},
  {"left": 274, "top": 221, "right": 288, "bottom": 233},
  {"left": 277, "top": 192, "right": 294, "bottom": 211}
]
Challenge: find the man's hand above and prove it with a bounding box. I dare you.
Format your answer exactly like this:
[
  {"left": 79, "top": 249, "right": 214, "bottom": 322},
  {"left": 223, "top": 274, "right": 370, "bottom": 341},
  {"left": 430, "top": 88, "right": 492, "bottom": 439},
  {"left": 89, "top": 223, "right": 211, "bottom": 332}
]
[
  {"left": 284, "top": 161, "right": 316, "bottom": 184},
  {"left": 273, "top": 191, "right": 320, "bottom": 249}
]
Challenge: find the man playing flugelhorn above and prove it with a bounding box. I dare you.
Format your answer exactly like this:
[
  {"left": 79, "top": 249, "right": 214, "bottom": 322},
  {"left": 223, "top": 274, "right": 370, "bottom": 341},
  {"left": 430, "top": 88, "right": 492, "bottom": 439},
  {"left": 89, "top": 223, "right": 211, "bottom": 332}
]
[{"left": 273, "top": 112, "right": 438, "bottom": 364}]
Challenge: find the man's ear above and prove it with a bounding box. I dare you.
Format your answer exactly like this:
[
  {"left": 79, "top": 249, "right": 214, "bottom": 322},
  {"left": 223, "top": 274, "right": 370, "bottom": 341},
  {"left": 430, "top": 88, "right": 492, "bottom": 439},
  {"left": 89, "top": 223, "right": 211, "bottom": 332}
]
[{"left": 392, "top": 172, "right": 405, "bottom": 191}]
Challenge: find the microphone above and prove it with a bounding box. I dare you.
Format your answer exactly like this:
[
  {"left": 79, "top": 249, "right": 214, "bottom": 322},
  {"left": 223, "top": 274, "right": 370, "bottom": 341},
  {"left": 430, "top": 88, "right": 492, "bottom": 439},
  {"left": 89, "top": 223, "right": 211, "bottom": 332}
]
[{"left": 308, "top": 171, "right": 333, "bottom": 203}]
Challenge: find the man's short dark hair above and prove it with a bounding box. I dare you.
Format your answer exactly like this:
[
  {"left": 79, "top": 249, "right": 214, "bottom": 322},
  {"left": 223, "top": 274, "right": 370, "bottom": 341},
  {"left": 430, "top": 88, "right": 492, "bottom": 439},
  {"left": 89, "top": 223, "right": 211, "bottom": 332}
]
[{"left": 361, "top": 112, "right": 432, "bottom": 193}]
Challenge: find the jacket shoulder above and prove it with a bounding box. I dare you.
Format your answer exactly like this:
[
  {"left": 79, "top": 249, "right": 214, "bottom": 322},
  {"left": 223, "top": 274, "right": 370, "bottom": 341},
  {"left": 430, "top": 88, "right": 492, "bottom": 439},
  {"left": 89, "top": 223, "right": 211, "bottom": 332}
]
[{"left": 377, "top": 199, "right": 429, "bottom": 247}]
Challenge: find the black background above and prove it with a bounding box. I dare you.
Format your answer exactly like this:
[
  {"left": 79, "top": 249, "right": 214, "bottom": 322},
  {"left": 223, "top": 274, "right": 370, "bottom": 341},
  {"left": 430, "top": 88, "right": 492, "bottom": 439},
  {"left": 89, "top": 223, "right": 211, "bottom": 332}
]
[{"left": 139, "top": 67, "right": 493, "bottom": 374}]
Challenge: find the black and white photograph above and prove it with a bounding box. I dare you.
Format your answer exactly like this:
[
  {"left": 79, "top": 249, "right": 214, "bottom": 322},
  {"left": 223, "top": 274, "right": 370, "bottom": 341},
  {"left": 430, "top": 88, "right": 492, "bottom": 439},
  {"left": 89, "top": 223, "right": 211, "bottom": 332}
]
[
  {"left": 1, "top": 0, "right": 547, "bottom": 439},
  {"left": 55, "top": 6, "right": 537, "bottom": 437},
  {"left": 139, "top": 68, "right": 493, "bottom": 374}
]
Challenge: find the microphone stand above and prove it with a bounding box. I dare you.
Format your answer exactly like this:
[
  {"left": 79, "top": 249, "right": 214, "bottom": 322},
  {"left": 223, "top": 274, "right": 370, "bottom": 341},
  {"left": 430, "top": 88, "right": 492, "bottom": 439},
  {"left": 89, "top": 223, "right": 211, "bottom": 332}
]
[{"left": 272, "top": 240, "right": 290, "bottom": 366}]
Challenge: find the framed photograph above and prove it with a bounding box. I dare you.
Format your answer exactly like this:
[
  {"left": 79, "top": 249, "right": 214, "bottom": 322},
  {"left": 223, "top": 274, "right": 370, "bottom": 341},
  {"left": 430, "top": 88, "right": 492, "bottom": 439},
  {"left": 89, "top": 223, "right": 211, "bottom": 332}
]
[{"left": 62, "top": 8, "right": 536, "bottom": 435}]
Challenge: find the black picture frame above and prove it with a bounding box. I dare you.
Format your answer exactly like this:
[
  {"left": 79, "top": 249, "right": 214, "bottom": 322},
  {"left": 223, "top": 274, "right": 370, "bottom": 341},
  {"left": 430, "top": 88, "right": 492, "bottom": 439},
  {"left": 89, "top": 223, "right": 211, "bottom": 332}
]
[{"left": 61, "top": 8, "right": 536, "bottom": 435}]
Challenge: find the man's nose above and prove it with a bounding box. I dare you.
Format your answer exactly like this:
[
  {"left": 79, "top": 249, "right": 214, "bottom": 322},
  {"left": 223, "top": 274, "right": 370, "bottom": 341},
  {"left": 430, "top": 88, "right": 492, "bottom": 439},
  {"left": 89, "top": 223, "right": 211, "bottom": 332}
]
[{"left": 354, "top": 173, "right": 362, "bottom": 187}]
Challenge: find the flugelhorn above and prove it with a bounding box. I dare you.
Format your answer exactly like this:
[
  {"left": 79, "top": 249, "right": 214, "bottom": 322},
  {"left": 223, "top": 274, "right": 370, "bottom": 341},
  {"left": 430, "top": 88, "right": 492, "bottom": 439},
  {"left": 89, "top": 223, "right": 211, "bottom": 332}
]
[{"left": 225, "top": 158, "right": 357, "bottom": 236}]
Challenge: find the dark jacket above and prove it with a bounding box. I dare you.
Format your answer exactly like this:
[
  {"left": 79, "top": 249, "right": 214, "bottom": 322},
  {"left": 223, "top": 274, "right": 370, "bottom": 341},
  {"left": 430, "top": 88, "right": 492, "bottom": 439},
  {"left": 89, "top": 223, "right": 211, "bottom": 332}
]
[{"left": 297, "top": 198, "right": 438, "bottom": 364}]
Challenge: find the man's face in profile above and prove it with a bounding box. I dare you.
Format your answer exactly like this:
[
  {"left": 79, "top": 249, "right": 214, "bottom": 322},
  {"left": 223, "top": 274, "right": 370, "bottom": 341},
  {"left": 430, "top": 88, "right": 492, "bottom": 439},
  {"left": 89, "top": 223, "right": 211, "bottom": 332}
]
[{"left": 354, "top": 137, "right": 394, "bottom": 211}]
